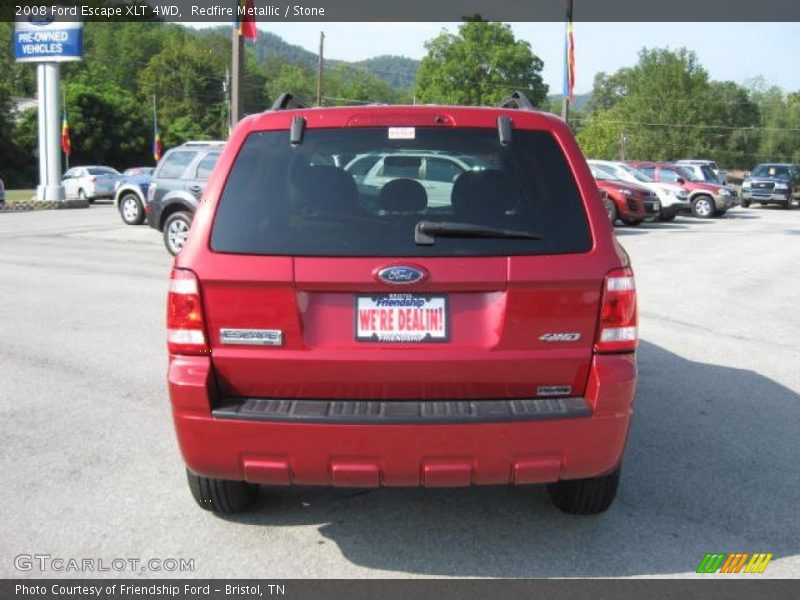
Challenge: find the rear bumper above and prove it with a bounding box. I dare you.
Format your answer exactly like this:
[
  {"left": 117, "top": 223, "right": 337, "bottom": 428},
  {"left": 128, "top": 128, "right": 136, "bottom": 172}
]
[{"left": 169, "top": 353, "right": 637, "bottom": 487}]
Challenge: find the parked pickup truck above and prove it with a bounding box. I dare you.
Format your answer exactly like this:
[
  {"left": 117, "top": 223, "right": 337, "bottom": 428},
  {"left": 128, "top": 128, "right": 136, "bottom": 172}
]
[{"left": 740, "top": 163, "right": 799, "bottom": 209}]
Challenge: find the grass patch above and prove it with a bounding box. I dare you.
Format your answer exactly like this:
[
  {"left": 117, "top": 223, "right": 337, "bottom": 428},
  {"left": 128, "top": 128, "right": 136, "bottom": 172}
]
[{"left": 5, "top": 189, "right": 36, "bottom": 203}]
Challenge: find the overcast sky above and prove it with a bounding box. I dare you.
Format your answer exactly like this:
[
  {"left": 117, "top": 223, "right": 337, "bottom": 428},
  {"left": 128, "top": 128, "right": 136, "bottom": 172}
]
[{"left": 191, "top": 22, "right": 800, "bottom": 95}]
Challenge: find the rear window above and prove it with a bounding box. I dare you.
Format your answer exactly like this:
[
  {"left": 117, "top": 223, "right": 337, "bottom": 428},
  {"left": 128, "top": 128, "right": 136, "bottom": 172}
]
[
  {"left": 87, "top": 167, "right": 119, "bottom": 176},
  {"left": 158, "top": 150, "right": 198, "bottom": 179},
  {"left": 211, "top": 127, "right": 591, "bottom": 257}
]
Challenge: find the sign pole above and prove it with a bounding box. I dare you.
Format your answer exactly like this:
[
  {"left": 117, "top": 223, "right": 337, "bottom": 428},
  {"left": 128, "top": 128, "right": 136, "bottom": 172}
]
[
  {"left": 36, "top": 62, "right": 64, "bottom": 201},
  {"left": 16, "top": 16, "right": 83, "bottom": 201}
]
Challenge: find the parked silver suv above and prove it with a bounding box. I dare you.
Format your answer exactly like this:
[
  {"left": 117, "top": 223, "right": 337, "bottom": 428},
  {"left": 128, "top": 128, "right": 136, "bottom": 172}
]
[{"left": 676, "top": 159, "right": 727, "bottom": 185}]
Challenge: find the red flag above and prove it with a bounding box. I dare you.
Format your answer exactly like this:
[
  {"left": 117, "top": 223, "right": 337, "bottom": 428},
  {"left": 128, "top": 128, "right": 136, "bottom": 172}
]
[
  {"left": 239, "top": 0, "right": 257, "bottom": 40},
  {"left": 153, "top": 130, "right": 163, "bottom": 162},
  {"left": 61, "top": 109, "right": 71, "bottom": 156},
  {"left": 563, "top": 16, "right": 575, "bottom": 104}
]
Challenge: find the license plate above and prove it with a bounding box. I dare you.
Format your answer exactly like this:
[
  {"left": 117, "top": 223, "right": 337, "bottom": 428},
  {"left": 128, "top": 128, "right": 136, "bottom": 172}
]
[{"left": 355, "top": 294, "right": 448, "bottom": 343}]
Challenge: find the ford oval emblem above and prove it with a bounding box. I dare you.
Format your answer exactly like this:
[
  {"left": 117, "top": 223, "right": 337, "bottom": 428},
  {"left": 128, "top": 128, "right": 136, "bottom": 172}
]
[
  {"left": 376, "top": 265, "right": 427, "bottom": 285},
  {"left": 29, "top": 15, "right": 55, "bottom": 26}
]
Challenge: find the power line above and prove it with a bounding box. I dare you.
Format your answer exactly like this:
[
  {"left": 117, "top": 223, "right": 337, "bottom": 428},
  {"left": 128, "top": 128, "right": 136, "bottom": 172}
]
[{"left": 570, "top": 117, "right": 800, "bottom": 132}]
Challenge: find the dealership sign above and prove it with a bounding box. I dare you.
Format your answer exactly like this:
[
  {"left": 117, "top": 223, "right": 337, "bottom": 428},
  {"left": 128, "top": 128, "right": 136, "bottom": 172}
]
[{"left": 14, "top": 18, "right": 84, "bottom": 63}]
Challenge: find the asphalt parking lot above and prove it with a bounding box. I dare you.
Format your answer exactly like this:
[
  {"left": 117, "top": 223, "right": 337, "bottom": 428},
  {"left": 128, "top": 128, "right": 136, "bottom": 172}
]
[{"left": 1, "top": 203, "right": 799, "bottom": 579}]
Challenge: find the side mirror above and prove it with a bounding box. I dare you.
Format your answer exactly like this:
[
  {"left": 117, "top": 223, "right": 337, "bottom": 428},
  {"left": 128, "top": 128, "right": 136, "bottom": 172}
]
[{"left": 677, "top": 177, "right": 686, "bottom": 185}]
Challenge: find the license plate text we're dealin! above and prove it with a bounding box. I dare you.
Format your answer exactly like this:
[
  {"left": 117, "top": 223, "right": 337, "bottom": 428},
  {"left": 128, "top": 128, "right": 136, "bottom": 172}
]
[{"left": 355, "top": 294, "right": 448, "bottom": 342}]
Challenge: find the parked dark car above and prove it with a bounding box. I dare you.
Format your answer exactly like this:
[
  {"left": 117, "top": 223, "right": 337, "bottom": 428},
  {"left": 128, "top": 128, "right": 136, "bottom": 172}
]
[
  {"left": 114, "top": 167, "right": 154, "bottom": 225},
  {"left": 0, "top": 177, "right": 5, "bottom": 205},
  {"left": 167, "top": 92, "right": 639, "bottom": 516},
  {"left": 146, "top": 142, "right": 224, "bottom": 254},
  {"left": 740, "top": 164, "right": 800, "bottom": 209}
]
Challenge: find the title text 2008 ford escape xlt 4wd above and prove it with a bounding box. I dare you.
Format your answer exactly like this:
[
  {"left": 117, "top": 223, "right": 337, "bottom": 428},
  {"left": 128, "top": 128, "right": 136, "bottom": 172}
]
[{"left": 167, "top": 92, "right": 638, "bottom": 516}]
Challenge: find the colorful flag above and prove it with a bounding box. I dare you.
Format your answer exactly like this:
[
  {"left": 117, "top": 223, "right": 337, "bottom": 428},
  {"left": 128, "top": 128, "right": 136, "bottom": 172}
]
[
  {"left": 238, "top": 0, "right": 257, "bottom": 40},
  {"left": 563, "top": 8, "right": 575, "bottom": 104},
  {"left": 153, "top": 130, "right": 163, "bottom": 162},
  {"left": 61, "top": 108, "right": 71, "bottom": 156}
]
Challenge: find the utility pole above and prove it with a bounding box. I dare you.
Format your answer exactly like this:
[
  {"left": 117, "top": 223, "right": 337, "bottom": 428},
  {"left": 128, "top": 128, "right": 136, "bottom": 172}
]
[
  {"left": 316, "top": 31, "right": 325, "bottom": 106},
  {"left": 561, "top": 0, "right": 574, "bottom": 123},
  {"left": 223, "top": 67, "right": 231, "bottom": 137},
  {"left": 231, "top": 27, "right": 244, "bottom": 125},
  {"left": 620, "top": 131, "right": 629, "bottom": 161}
]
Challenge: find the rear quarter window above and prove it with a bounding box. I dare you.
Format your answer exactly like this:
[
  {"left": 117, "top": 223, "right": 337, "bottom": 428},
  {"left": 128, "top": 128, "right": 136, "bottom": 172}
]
[
  {"left": 158, "top": 150, "right": 198, "bottom": 179},
  {"left": 211, "top": 127, "right": 591, "bottom": 257},
  {"left": 195, "top": 151, "right": 221, "bottom": 180}
]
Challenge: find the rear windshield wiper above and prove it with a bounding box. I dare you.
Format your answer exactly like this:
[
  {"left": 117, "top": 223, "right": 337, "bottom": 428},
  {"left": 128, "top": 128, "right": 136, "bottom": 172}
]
[{"left": 414, "top": 220, "right": 542, "bottom": 245}]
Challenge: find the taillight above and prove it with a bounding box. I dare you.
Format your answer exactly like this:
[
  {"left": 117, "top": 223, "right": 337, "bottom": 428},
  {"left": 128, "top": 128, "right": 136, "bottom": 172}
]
[
  {"left": 167, "top": 269, "right": 209, "bottom": 355},
  {"left": 90, "top": 177, "right": 97, "bottom": 183},
  {"left": 594, "top": 267, "right": 638, "bottom": 353}
]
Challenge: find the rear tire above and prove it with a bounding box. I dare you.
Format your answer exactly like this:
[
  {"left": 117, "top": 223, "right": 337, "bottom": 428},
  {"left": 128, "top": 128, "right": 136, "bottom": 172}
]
[
  {"left": 622, "top": 218, "right": 642, "bottom": 227},
  {"left": 79, "top": 188, "right": 93, "bottom": 204},
  {"left": 548, "top": 467, "right": 621, "bottom": 515},
  {"left": 658, "top": 212, "right": 676, "bottom": 222},
  {"left": 163, "top": 211, "right": 192, "bottom": 256},
  {"left": 186, "top": 470, "right": 258, "bottom": 514},
  {"left": 119, "top": 193, "right": 144, "bottom": 225},
  {"left": 740, "top": 199, "right": 751, "bottom": 208}
]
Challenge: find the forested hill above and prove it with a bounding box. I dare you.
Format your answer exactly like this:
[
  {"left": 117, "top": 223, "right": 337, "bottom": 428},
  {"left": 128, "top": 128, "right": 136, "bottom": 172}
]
[
  {"left": 194, "top": 26, "right": 420, "bottom": 89},
  {"left": 349, "top": 56, "right": 419, "bottom": 89}
]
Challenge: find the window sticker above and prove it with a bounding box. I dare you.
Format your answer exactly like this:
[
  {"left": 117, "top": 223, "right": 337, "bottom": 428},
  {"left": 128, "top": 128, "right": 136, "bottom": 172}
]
[{"left": 388, "top": 127, "right": 415, "bottom": 140}]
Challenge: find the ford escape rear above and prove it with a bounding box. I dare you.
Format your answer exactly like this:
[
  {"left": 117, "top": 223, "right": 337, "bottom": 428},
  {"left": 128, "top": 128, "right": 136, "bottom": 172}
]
[{"left": 167, "top": 92, "right": 639, "bottom": 516}]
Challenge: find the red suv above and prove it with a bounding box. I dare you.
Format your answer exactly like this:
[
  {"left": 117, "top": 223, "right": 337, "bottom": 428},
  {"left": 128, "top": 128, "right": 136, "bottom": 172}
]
[
  {"left": 589, "top": 164, "right": 659, "bottom": 226},
  {"left": 167, "top": 92, "right": 638, "bottom": 516},
  {"left": 627, "top": 161, "right": 736, "bottom": 218}
]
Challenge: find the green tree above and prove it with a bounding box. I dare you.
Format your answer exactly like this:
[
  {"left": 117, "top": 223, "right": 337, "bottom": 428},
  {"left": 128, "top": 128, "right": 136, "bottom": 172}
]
[
  {"left": 585, "top": 69, "right": 631, "bottom": 113},
  {"left": 577, "top": 47, "right": 762, "bottom": 167},
  {"left": 265, "top": 64, "right": 317, "bottom": 106},
  {"left": 63, "top": 77, "right": 151, "bottom": 167},
  {"left": 750, "top": 83, "right": 800, "bottom": 165},
  {"left": 415, "top": 21, "right": 548, "bottom": 107},
  {"left": 138, "top": 34, "right": 228, "bottom": 143},
  {"left": 324, "top": 64, "right": 409, "bottom": 105}
]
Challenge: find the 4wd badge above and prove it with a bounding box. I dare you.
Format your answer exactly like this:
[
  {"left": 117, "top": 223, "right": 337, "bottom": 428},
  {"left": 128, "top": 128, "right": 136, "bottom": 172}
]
[{"left": 539, "top": 333, "right": 581, "bottom": 342}]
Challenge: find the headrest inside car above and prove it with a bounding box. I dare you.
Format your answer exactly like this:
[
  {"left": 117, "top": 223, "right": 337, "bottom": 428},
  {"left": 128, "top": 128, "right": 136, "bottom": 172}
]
[
  {"left": 379, "top": 179, "right": 428, "bottom": 213},
  {"left": 292, "top": 165, "right": 360, "bottom": 215}
]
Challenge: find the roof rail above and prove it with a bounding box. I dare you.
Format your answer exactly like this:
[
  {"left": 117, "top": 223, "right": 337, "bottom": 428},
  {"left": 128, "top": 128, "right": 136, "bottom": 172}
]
[
  {"left": 271, "top": 93, "right": 309, "bottom": 111},
  {"left": 497, "top": 91, "right": 534, "bottom": 111}
]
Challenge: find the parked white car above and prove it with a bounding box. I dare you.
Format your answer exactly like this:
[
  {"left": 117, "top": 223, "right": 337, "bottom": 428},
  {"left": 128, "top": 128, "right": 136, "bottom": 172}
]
[
  {"left": 61, "top": 166, "right": 121, "bottom": 202},
  {"left": 676, "top": 159, "right": 727, "bottom": 185},
  {"left": 345, "top": 152, "right": 489, "bottom": 208},
  {"left": 588, "top": 159, "right": 691, "bottom": 221}
]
